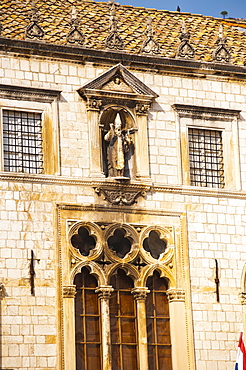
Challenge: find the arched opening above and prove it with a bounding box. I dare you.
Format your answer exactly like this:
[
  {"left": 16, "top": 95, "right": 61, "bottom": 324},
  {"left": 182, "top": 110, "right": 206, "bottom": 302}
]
[
  {"left": 146, "top": 271, "right": 172, "bottom": 370},
  {"left": 100, "top": 107, "right": 136, "bottom": 178},
  {"left": 110, "top": 269, "right": 138, "bottom": 370},
  {"left": 74, "top": 267, "right": 101, "bottom": 370}
]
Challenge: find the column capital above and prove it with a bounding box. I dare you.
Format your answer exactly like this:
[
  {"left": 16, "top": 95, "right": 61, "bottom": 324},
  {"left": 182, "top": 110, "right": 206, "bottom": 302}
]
[
  {"left": 86, "top": 98, "right": 102, "bottom": 111},
  {"left": 63, "top": 285, "right": 77, "bottom": 298},
  {"left": 95, "top": 285, "right": 114, "bottom": 299},
  {"left": 166, "top": 288, "right": 185, "bottom": 302},
  {"left": 132, "top": 287, "right": 150, "bottom": 300},
  {"left": 0, "top": 282, "right": 5, "bottom": 299},
  {"left": 135, "top": 103, "right": 151, "bottom": 116}
]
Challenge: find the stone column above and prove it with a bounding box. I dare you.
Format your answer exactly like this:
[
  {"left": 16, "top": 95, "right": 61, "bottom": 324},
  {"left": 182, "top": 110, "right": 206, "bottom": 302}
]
[
  {"left": 63, "top": 285, "right": 77, "bottom": 370},
  {"left": 95, "top": 285, "right": 114, "bottom": 370},
  {"left": 135, "top": 103, "right": 151, "bottom": 181},
  {"left": 132, "top": 287, "right": 150, "bottom": 370},
  {"left": 166, "top": 289, "right": 189, "bottom": 370},
  {"left": 86, "top": 98, "right": 105, "bottom": 178}
]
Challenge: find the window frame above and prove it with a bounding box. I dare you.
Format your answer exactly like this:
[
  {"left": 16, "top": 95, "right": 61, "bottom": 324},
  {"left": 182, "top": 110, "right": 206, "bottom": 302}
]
[{"left": 173, "top": 104, "right": 241, "bottom": 190}]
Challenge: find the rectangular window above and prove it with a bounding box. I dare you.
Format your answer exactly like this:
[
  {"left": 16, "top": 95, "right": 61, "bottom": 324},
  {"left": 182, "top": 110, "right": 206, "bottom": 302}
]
[
  {"left": 3, "top": 110, "right": 43, "bottom": 174},
  {"left": 188, "top": 128, "right": 225, "bottom": 188}
]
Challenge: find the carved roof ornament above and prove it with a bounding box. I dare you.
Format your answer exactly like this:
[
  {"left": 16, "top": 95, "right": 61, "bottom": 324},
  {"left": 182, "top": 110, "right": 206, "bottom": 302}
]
[
  {"left": 25, "top": 1, "right": 45, "bottom": 40},
  {"left": 105, "top": 0, "right": 124, "bottom": 50},
  {"left": 141, "top": 17, "right": 160, "bottom": 54},
  {"left": 212, "top": 25, "right": 231, "bottom": 63},
  {"left": 67, "top": 6, "right": 85, "bottom": 45},
  {"left": 176, "top": 21, "right": 195, "bottom": 59}
]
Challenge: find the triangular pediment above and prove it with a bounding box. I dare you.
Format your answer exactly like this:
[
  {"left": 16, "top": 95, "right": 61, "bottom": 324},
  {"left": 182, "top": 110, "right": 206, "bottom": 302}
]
[{"left": 78, "top": 64, "right": 158, "bottom": 100}]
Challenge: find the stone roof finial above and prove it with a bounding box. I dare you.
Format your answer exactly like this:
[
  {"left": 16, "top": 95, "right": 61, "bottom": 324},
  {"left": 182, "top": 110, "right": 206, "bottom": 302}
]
[
  {"left": 67, "top": 6, "right": 85, "bottom": 45},
  {"left": 176, "top": 20, "right": 195, "bottom": 59},
  {"left": 25, "top": 0, "right": 45, "bottom": 40},
  {"left": 141, "top": 16, "right": 160, "bottom": 54},
  {"left": 212, "top": 24, "right": 231, "bottom": 63},
  {"left": 105, "top": 0, "right": 124, "bottom": 50}
]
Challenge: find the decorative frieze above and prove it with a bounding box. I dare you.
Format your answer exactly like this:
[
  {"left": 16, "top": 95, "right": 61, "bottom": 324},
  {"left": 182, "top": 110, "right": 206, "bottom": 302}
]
[
  {"left": 95, "top": 286, "right": 114, "bottom": 299},
  {"left": 166, "top": 288, "right": 185, "bottom": 302},
  {"left": 95, "top": 187, "right": 147, "bottom": 205},
  {"left": 63, "top": 285, "right": 77, "bottom": 298}
]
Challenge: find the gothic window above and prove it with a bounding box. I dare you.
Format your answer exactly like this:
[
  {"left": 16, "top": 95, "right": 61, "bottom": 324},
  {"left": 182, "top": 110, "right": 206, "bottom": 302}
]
[
  {"left": 146, "top": 271, "right": 172, "bottom": 370},
  {"left": 74, "top": 267, "right": 102, "bottom": 370},
  {"left": 188, "top": 128, "right": 224, "bottom": 188},
  {"left": 2, "top": 109, "right": 43, "bottom": 173},
  {"left": 110, "top": 269, "right": 138, "bottom": 370}
]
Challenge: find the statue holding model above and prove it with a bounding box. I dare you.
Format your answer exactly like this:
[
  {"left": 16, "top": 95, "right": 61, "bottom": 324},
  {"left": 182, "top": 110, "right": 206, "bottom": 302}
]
[{"left": 104, "top": 113, "right": 136, "bottom": 178}]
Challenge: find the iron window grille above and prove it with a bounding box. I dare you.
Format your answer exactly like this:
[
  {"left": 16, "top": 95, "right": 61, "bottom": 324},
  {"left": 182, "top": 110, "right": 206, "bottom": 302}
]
[
  {"left": 3, "top": 110, "right": 43, "bottom": 174},
  {"left": 188, "top": 128, "right": 225, "bottom": 188}
]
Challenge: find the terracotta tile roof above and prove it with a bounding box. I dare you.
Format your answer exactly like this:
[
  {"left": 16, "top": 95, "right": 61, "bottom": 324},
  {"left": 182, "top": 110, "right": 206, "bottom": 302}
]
[{"left": 1, "top": 0, "right": 246, "bottom": 66}]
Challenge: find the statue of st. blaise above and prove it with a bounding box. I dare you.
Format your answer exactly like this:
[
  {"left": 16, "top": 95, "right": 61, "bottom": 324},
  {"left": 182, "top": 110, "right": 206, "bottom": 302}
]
[{"left": 104, "top": 113, "right": 134, "bottom": 178}]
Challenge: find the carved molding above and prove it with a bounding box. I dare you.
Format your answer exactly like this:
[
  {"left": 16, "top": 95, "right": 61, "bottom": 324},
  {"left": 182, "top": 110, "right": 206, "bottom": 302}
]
[
  {"left": 95, "top": 285, "right": 114, "bottom": 299},
  {"left": 132, "top": 287, "right": 150, "bottom": 300},
  {"left": 63, "top": 285, "right": 77, "bottom": 298},
  {"left": 172, "top": 103, "right": 241, "bottom": 120},
  {"left": 95, "top": 187, "right": 147, "bottom": 205},
  {"left": 239, "top": 292, "right": 246, "bottom": 305},
  {"left": 0, "top": 84, "right": 61, "bottom": 103},
  {"left": 166, "top": 288, "right": 185, "bottom": 302}
]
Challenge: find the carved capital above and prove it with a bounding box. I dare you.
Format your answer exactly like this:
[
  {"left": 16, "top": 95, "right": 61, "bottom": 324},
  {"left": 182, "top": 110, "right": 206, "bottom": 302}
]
[
  {"left": 239, "top": 292, "right": 246, "bottom": 305},
  {"left": 86, "top": 98, "right": 102, "bottom": 111},
  {"left": 95, "top": 286, "right": 114, "bottom": 299},
  {"left": 166, "top": 289, "right": 185, "bottom": 302},
  {"left": 63, "top": 285, "right": 77, "bottom": 298},
  {"left": 136, "top": 103, "right": 150, "bottom": 115},
  {"left": 132, "top": 287, "right": 150, "bottom": 300}
]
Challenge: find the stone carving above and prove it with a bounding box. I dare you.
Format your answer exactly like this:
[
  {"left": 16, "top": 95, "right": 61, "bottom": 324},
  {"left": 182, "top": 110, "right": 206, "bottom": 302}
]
[
  {"left": 95, "top": 285, "right": 114, "bottom": 299},
  {"left": 105, "top": 0, "right": 124, "bottom": 50},
  {"left": 104, "top": 113, "right": 135, "bottom": 178},
  {"left": 63, "top": 285, "right": 77, "bottom": 298},
  {"left": 141, "top": 17, "right": 160, "bottom": 54},
  {"left": 176, "top": 21, "right": 195, "bottom": 59},
  {"left": 132, "top": 287, "right": 150, "bottom": 300},
  {"left": 239, "top": 292, "right": 246, "bottom": 305},
  {"left": 212, "top": 25, "right": 230, "bottom": 63},
  {"left": 67, "top": 6, "right": 85, "bottom": 45},
  {"left": 25, "top": 1, "right": 45, "bottom": 40},
  {"left": 166, "top": 288, "right": 185, "bottom": 302},
  {"left": 86, "top": 98, "right": 102, "bottom": 110},
  {"left": 0, "top": 282, "right": 5, "bottom": 298},
  {"left": 95, "top": 187, "right": 146, "bottom": 205},
  {"left": 136, "top": 103, "right": 150, "bottom": 115}
]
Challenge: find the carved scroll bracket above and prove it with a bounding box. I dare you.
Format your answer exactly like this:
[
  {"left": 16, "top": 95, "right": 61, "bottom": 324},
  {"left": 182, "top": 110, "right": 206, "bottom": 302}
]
[
  {"left": 63, "top": 285, "right": 77, "bottom": 298},
  {"left": 86, "top": 98, "right": 102, "bottom": 111},
  {"left": 135, "top": 103, "right": 151, "bottom": 116},
  {"left": 166, "top": 288, "right": 185, "bottom": 302},
  {"left": 94, "top": 187, "right": 148, "bottom": 206}
]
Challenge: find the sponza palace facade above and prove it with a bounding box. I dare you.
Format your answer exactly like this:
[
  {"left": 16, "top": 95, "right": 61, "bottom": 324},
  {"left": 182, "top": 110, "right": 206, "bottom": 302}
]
[{"left": 1, "top": 1, "right": 246, "bottom": 369}]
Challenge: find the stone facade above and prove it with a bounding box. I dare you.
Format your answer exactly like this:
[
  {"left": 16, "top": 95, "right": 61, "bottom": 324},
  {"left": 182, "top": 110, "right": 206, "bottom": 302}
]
[{"left": 1, "top": 1, "right": 246, "bottom": 370}]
